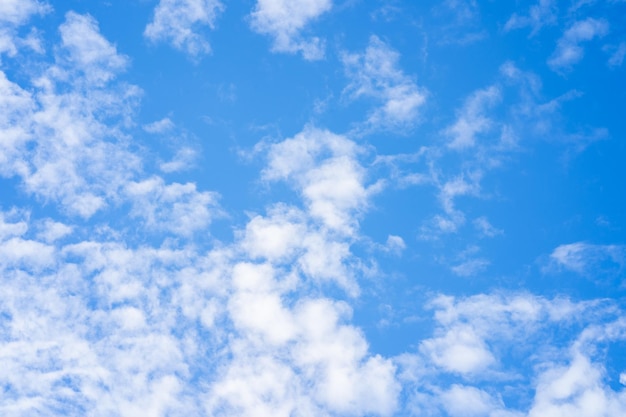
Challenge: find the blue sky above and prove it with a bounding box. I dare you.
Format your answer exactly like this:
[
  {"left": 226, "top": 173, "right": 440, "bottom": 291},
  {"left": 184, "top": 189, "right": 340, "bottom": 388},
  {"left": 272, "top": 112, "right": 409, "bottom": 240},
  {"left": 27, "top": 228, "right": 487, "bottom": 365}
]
[{"left": 1, "top": 0, "right": 626, "bottom": 415}]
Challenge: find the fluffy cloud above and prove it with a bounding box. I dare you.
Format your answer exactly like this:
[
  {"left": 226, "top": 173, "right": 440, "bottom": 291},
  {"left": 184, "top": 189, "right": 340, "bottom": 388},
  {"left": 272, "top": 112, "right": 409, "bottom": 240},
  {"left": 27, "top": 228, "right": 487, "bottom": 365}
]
[
  {"left": 58, "top": 12, "right": 128, "bottom": 84},
  {"left": 0, "top": 0, "right": 49, "bottom": 56},
  {"left": 342, "top": 36, "right": 426, "bottom": 133},
  {"left": 0, "top": 12, "right": 146, "bottom": 218},
  {"left": 263, "top": 127, "right": 377, "bottom": 235},
  {"left": 249, "top": 0, "right": 332, "bottom": 60},
  {"left": 144, "top": 0, "right": 224, "bottom": 56}
]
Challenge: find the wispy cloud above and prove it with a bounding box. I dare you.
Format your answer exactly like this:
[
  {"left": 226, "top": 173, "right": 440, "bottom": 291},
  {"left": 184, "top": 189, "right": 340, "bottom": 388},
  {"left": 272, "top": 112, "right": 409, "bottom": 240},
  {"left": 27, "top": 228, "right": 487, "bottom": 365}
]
[
  {"left": 547, "top": 242, "right": 626, "bottom": 277},
  {"left": 504, "top": 0, "right": 557, "bottom": 35},
  {"left": 445, "top": 85, "right": 500, "bottom": 150},
  {"left": 342, "top": 36, "right": 427, "bottom": 134},
  {"left": 548, "top": 18, "right": 609, "bottom": 71}
]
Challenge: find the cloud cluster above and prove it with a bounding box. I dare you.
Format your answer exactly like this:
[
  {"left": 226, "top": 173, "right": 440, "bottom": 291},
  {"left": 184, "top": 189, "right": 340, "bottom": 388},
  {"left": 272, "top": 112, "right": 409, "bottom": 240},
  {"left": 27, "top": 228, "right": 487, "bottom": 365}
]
[
  {"left": 2, "top": 2, "right": 625, "bottom": 417},
  {"left": 0, "top": 0, "right": 49, "bottom": 56},
  {"left": 399, "top": 293, "right": 626, "bottom": 417}
]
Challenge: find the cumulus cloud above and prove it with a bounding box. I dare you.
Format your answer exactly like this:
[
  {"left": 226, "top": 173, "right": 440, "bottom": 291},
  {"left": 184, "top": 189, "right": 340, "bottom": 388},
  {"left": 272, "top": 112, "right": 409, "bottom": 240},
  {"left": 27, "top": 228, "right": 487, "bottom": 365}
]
[
  {"left": 263, "top": 127, "right": 378, "bottom": 235},
  {"left": 249, "top": 0, "right": 332, "bottom": 60},
  {"left": 548, "top": 18, "right": 609, "bottom": 71},
  {"left": 342, "top": 36, "right": 427, "bottom": 133},
  {"left": 145, "top": 0, "right": 224, "bottom": 56}
]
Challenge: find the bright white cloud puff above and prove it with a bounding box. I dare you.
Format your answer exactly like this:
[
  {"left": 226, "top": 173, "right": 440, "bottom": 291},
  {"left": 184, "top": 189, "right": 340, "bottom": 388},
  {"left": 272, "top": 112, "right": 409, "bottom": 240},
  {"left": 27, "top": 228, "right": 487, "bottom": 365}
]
[
  {"left": 249, "top": 0, "right": 332, "bottom": 60},
  {"left": 145, "top": 0, "right": 224, "bottom": 55}
]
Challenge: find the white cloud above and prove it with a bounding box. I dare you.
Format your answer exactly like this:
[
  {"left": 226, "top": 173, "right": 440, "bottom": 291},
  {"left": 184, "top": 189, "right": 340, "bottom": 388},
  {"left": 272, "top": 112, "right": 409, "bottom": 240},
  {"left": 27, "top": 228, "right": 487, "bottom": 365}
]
[
  {"left": 144, "top": 0, "right": 224, "bottom": 56},
  {"left": 527, "top": 348, "right": 626, "bottom": 417},
  {"left": 240, "top": 206, "right": 307, "bottom": 262},
  {"left": 58, "top": 12, "right": 128, "bottom": 85},
  {"left": 548, "top": 242, "right": 625, "bottom": 276},
  {"left": 125, "top": 177, "right": 220, "bottom": 236},
  {"left": 474, "top": 216, "right": 503, "bottom": 238},
  {"left": 421, "top": 173, "right": 481, "bottom": 237},
  {"left": 607, "top": 42, "right": 626, "bottom": 67},
  {"left": 421, "top": 324, "right": 496, "bottom": 374},
  {"left": 385, "top": 235, "right": 406, "bottom": 255},
  {"left": 263, "top": 127, "right": 377, "bottom": 235},
  {"left": 36, "top": 219, "right": 72, "bottom": 242},
  {"left": 0, "top": 9, "right": 404, "bottom": 417},
  {"left": 143, "top": 117, "right": 174, "bottom": 134},
  {"left": 342, "top": 36, "right": 426, "bottom": 133},
  {"left": 548, "top": 18, "right": 609, "bottom": 71},
  {"left": 441, "top": 385, "right": 501, "bottom": 417},
  {"left": 417, "top": 293, "right": 568, "bottom": 377},
  {"left": 0, "top": 11, "right": 224, "bottom": 228},
  {"left": 0, "top": 0, "right": 49, "bottom": 56},
  {"left": 0, "top": 12, "right": 144, "bottom": 218},
  {"left": 249, "top": 0, "right": 332, "bottom": 60},
  {"left": 504, "top": 0, "right": 556, "bottom": 35},
  {"left": 159, "top": 147, "right": 197, "bottom": 173},
  {"left": 451, "top": 258, "right": 490, "bottom": 277},
  {"left": 0, "top": 0, "right": 49, "bottom": 25},
  {"left": 445, "top": 85, "right": 501, "bottom": 150}
]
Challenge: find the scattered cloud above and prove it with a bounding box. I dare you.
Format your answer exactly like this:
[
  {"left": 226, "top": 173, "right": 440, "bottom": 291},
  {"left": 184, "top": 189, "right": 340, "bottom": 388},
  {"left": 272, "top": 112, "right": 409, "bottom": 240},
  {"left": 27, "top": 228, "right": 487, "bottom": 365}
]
[
  {"left": 249, "top": 0, "right": 332, "bottom": 60},
  {"left": 385, "top": 235, "right": 406, "bottom": 255},
  {"left": 547, "top": 242, "right": 626, "bottom": 277},
  {"left": 548, "top": 18, "right": 609, "bottom": 71},
  {"left": 159, "top": 147, "right": 197, "bottom": 173},
  {"left": 144, "top": 0, "right": 224, "bottom": 56},
  {"left": 342, "top": 36, "right": 427, "bottom": 133},
  {"left": 445, "top": 85, "right": 501, "bottom": 150},
  {"left": 0, "top": 0, "right": 50, "bottom": 25},
  {"left": 451, "top": 258, "right": 490, "bottom": 277},
  {"left": 58, "top": 12, "right": 128, "bottom": 85},
  {"left": 0, "top": 0, "right": 50, "bottom": 56},
  {"left": 143, "top": 117, "right": 175, "bottom": 134},
  {"left": 474, "top": 216, "right": 503, "bottom": 238},
  {"left": 607, "top": 42, "right": 626, "bottom": 67},
  {"left": 1, "top": 3, "right": 625, "bottom": 416},
  {"left": 504, "top": 0, "right": 557, "bottom": 35},
  {"left": 0, "top": 12, "right": 142, "bottom": 218}
]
